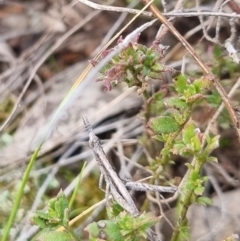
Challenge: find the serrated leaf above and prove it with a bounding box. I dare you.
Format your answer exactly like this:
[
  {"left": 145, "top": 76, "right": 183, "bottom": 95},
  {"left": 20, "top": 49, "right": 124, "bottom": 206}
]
[
  {"left": 55, "top": 190, "right": 69, "bottom": 219},
  {"left": 204, "top": 135, "right": 220, "bottom": 155},
  {"left": 186, "top": 181, "right": 195, "bottom": 190},
  {"left": 151, "top": 63, "right": 164, "bottom": 72},
  {"left": 174, "top": 74, "right": 188, "bottom": 94},
  {"left": 32, "top": 216, "right": 49, "bottom": 229},
  {"left": 185, "top": 85, "right": 197, "bottom": 97},
  {"left": 206, "top": 90, "right": 221, "bottom": 106},
  {"left": 165, "top": 97, "right": 188, "bottom": 110},
  {"left": 149, "top": 116, "right": 180, "bottom": 134},
  {"left": 182, "top": 123, "right": 195, "bottom": 145},
  {"left": 190, "top": 170, "right": 200, "bottom": 181},
  {"left": 49, "top": 198, "right": 57, "bottom": 211},
  {"left": 35, "top": 231, "right": 72, "bottom": 241},
  {"left": 194, "top": 186, "right": 204, "bottom": 195},
  {"left": 193, "top": 78, "right": 211, "bottom": 91},
  {"left": 191, "top": 134, "right": 201, "bottom": 152},
  {"left": 107, "top": 204, "right": 124, "bottom": 219},
  {"left": 34, "top": 210, "right": 49, "bottom": 220}
]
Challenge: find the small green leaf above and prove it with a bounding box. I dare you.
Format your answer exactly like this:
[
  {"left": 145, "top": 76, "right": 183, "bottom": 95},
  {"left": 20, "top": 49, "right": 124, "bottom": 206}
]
[
  {"left": 197, "top": 196, "right": 213, "bottom": 206},
  {"left": 35, "top": 231, "right": 72, "bottom": 241},
  {"left": 55, "top": 190, "right": 69, "bottom": 220},
  {"left": 182, "top": 123, "right": 195, "bottom": 145},
  {"left": 165, "top": 97, "right": 188, "bottom": 110},
  {"left": 186, "top": 181, "right": 195, "bottom": 190},
  {"left": 143, "top": 65, "right": 151, "bottom": 76},
  {"left": 205, "top": 135, "right": 220, "bottom": 154},
  {"left": 191, "top": 134, "right": 201, "bottom": 152},
  {"left": 194, "top": 186, "right": 205, "bottom": 196},
  {"left": 149, "top": 116, "right": 180, "bottom": 134},
  {"left": 151, "top": 63, "right": 164, "bottom": 72},
  {"left": 107, "top": 203, "right": 124, "bottom": 218},
  {"left": 32, "top": 216, "right": 48, "bottom": 229},
  {"left": 207, "top": 156, "right": 218, "bottom": 162},
  {"left": 172, "top": 110, "right": 188, "bottom": 125},
  {"left": 174, "top": 74, "right": 188, "bottom": 94},
  {"left": 190, "top": 170, "right": 200, "bottom": 181},
  {"left": 184, "top": 85, "right": 197, "bottom": 98},
  {"left": 193, "top": 78, "right": 211, "bottom": 92},
  {"left": 178, "top": 225, "right": 190, "bottom": 241},
  {"left": 34, "top": 210, "right": 49, "bottom": 220},
  {"left": 206, "top": 90, "right": 221, "bottom": 107}
]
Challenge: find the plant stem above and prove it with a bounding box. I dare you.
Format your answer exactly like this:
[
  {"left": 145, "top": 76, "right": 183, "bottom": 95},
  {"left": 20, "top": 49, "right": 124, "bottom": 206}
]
[
  {"left": 170, "top": 159, "right": 203, "bottom": 241},
  {"left": 1, "top": 146, "right": 41, "bottom": 241}
]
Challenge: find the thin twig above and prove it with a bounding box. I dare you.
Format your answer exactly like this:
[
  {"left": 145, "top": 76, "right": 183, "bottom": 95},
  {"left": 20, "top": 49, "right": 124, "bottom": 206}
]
[
  {"left": 92, "top": 0, "right": 140, "bottom": 56},
  {"left": 79, "top": 0, "right": 240, "bottom": 19},
  {"left": 156, "top": 0, "right": 185, "bottom": 41}
]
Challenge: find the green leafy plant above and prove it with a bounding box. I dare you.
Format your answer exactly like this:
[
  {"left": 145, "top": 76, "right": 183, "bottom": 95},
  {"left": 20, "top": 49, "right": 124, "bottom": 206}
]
[
  {"left": 4, "top": 18, "right": 238, "bottom": 241},
  {"left": 27, "top": 33, "right": 228, "bottom": 241},
  {"left": 33, "top": 192, "right": 160, "bottom": 241},
  {"left": 85, "top": 204, "right": 160, "bottom": 241},
  {"left": 94, "top": 35, "right": 222, "bottom": 241},
  {"left": 95, "top": 37, "right": 178, "bottom": 94},
  {"left": 32, "top": 190, "right": 78, "bottom": 241}
]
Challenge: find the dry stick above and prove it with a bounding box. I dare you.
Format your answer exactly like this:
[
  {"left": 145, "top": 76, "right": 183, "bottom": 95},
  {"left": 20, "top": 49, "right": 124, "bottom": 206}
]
[
  {"left": 165, "top": 19, "right": 210, "bottom": 62},
  {"left": 82, "top": 116, "right": 140, "bottom": 216},
  {"left": 195, "top": 0, "right": 223, "bottom": 44},
  {"left": 82, "top": 117, "right": 163, "bottom": 241},
  {"left": 125, "top": 180, "right": 177, "bottom": 193},
  {"left": 143, "top": 0, "right": 240, "bottom": 140},
  {"left": 155, "top": 0, "right": 185, "bottom": 40},
  {"left": 79, "top": 0, "right": 240, "bottom": 19}
]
